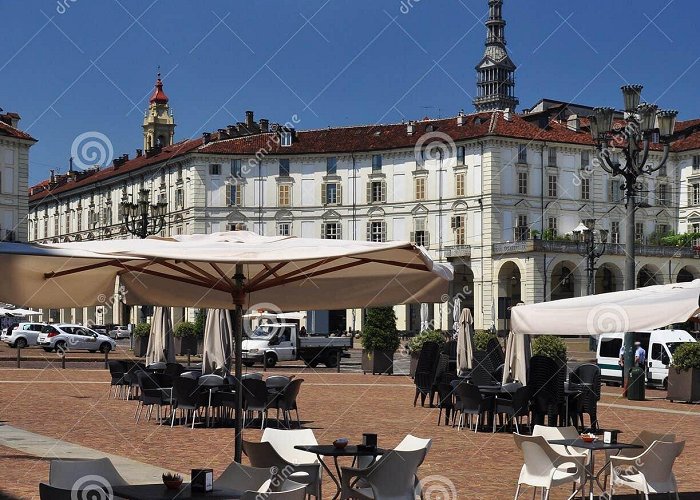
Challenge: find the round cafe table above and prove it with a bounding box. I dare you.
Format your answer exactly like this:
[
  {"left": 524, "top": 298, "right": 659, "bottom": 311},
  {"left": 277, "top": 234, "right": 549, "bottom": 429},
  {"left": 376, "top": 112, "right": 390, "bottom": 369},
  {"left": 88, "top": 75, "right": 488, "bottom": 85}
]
[{"left": 294, "top": 444, "right": 386, "bottom": 500}]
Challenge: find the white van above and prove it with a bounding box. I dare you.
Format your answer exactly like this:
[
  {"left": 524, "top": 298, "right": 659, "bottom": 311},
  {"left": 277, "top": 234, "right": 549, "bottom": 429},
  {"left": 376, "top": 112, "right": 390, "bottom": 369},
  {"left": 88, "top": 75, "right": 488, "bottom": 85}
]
[{"left": 597, "top": 329, "right": 696, "bottom": 388}]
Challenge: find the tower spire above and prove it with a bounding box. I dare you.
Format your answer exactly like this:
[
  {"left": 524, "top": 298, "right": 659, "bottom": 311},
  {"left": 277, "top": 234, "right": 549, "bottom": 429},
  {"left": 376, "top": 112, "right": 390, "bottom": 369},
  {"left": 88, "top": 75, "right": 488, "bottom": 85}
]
[
  {"left": 143, "top": 72, "right": 175, "bottom": 150},
  {"left": 473, "top": 0, "right": 518, "bottom": 112}
]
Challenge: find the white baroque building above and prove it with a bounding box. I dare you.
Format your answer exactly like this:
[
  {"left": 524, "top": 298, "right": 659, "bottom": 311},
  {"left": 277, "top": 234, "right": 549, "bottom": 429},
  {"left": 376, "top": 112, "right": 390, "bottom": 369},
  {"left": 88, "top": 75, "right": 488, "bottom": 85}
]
[
  {"left": 27, "top": 1, "right": 700, "bottom": 333},
  {"left": 0, "top": 111, "right": 35, "bottom": 243}
]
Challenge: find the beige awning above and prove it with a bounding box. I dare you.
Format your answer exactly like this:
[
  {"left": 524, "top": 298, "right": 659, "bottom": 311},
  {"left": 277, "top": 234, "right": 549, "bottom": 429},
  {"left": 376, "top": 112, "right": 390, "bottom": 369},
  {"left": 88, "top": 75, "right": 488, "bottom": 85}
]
[{"left": 0, "top": 231, "right": 452, "bottom": 310}]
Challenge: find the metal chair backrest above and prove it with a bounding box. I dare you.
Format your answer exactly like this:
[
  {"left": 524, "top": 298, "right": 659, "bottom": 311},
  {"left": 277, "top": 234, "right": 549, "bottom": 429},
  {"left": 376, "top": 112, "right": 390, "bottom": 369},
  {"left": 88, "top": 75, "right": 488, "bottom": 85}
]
[
  {"left": 242, "top": 378, "right": 268, "bottom": 409},
  {"left": 453, "top": 383, "right": 484, "bottom": 412}
]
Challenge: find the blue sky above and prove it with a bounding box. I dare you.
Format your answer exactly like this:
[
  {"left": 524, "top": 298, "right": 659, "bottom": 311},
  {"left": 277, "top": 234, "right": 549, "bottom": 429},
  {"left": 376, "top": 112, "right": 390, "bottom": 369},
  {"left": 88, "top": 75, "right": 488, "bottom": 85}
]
[{"left": 1, "top": 0, "right": 698, "bottom": 185}]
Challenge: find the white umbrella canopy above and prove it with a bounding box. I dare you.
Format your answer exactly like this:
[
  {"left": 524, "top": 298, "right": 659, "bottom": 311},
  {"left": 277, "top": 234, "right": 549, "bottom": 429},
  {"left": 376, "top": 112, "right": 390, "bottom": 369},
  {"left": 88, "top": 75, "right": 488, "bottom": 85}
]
[
  {"left": 452, "top": 297, "right": 461, "bottom": 336},
  {"left": 456, "top": 308, "right": 474, "bottom": 374},
  {"left": 0, "top": 231, "right": 452, "bottom": 461},
  {"left": 0, "top": 232, "right": 452, "bottom": 310},
  {"left": 145, "top": 307, "right": 176, "bottom": 365},
  {"left": 202, "top": 309, "right": 234, "bottom": 375},
  {"left": 5, "top": 308, "right": 42, "bottom": 316},
  {"left": 510, "top": 280, "right": 700, "bottom": 336}
]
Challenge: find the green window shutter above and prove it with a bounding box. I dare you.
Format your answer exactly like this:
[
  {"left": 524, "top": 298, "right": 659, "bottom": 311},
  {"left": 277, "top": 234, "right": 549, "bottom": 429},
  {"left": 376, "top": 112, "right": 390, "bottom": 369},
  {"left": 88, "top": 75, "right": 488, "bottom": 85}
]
[
  {"left": 337, "top": 183, "right": 342, "bottom": 205},
  {"left": 366, "top": 222, "right": 371, "bottom": 241}
]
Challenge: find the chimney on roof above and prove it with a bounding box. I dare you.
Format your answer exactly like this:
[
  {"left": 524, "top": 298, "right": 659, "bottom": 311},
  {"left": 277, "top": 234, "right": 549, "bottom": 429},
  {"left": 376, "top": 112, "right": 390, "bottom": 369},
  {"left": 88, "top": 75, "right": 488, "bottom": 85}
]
[
  {"left": 218, "top": 128, "right": 229, "bottom": 140},
  {"left": 407, "top": 121, "right": 415, "bottom": 135},
  {"left": 245, "top": 111, "right": 254, "bottom": 128},
  {"left": 259, "top": 118, "right": 269, "bottom": 133},
  {"left": 227, "top": 125, "right": 239, "bottom": 137},
  {"left": 136, "top": 149, "right": 142, "bottom": 157},
  {"left": 49, "top": 169, "right": 56, "bottom": 187},
  {"left": 237, "top": 122, "right": 248, "bottom": 135},
  {"left": 457, "top": 110, "right": 466, "bottom": 126},
  {"left": 202, "top": 132, "right": 211, "bottom": 145},
  {"left": 567, "top": 114, "right": 580, "bottom": 132},
  {"left": 503, "top": 108, "right": 512, "bottom": 121}
]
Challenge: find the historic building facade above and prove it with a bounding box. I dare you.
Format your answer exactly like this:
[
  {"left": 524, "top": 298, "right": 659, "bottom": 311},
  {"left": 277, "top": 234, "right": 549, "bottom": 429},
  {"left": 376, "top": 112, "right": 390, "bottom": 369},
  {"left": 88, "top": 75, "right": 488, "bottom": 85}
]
[
  {"left": 0, "top": 111, "right": 35, "bottom": 243},
  {"left": 27, "top": 1, "right": 700, "bottom": 333}
]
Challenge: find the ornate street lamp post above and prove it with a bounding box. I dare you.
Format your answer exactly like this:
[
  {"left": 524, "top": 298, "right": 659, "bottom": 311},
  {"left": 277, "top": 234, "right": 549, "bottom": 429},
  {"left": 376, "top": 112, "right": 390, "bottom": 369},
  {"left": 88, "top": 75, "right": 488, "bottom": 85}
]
[
  {"left": 573, "top": 222, "right": 608, "bottom": 296},
  {"left": 589, "top": 84, "right": 677, "bottom": 395},
  {"left": 120, "top": 188, "right": 168, "bottom": 239}
]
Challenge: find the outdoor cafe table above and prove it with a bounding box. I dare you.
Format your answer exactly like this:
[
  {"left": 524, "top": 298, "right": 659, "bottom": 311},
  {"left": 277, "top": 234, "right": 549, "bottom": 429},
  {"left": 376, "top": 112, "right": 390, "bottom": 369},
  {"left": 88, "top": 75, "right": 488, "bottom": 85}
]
[
  {"left": 110, "top": 483, "right": 242, "bottom": 499},
  {"left": 294, "top": 444, "right": 387, "bottom": 500},
  {"left": 548, "top": 438, "right": 643, "bottom": 500}
]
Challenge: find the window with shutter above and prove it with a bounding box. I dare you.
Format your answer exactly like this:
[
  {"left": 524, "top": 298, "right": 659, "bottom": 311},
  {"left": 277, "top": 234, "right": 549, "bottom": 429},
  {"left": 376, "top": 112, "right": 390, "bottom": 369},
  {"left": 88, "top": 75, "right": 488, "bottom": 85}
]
[
  {"left": 278, "top": 184, "right": 291, "bottom": 207},
  {"left": 368, "top": 221, "right": 385, "bottom": 242},
  {"left": 415, "top": 177, "right": 426, "bottom": 200},
  {"left": 455, "top": 173, "right": 465, "bottom": 197}
]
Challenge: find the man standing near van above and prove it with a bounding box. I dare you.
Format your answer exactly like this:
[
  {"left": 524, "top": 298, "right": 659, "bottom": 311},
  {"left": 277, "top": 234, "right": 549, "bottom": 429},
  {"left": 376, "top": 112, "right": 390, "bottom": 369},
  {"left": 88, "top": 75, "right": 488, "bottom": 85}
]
[{"left": 634, "top": 341, "right": 646, "bottom": 367}]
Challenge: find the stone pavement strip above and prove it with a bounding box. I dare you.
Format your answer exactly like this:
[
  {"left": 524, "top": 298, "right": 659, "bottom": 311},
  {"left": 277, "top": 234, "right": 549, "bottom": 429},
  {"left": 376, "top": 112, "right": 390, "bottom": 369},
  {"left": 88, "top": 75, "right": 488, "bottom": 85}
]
[{"left": 0, "top": 424, "right": 176, "bottom": 484}]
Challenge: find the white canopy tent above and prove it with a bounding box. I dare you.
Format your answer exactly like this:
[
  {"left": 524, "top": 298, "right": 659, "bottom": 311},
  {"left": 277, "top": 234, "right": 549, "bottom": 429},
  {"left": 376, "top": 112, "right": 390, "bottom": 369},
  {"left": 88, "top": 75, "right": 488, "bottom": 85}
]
[
  {"left": 510, "top": 280, "right": 700, "bottom": 336},
  {"left": 0, "top": 231, "right": 452, "bottom": 460}
]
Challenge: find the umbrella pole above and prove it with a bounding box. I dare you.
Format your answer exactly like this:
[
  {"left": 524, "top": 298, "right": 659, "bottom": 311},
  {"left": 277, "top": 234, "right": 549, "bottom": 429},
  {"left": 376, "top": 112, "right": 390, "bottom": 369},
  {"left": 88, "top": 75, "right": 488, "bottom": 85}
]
[{"left": 233, "top": 265, "right": 245, "bottom": 463}]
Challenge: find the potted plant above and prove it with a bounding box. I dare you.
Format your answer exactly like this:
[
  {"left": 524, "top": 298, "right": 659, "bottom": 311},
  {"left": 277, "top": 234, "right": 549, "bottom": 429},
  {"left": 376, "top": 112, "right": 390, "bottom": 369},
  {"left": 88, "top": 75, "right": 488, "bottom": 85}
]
[
  {"left": 174, "top": 321, "right": 198, "bottom": 356},
  {"left": 361, "top": 307, "right": 400, "bottom": 375},
  {"left": 407, "top": 329, "right": 446, "bottom": 376},
  {"left": 473, "top": 329, "right": 498, "bottom": 352},
  {"left": 132, "top": 322, "right": 150, "bottom": 357},
  {"left": 667, "top": 342, "right": 700, "bottom": 403},
  {"left": 531, "top": 335, "right": 567, "bottom": 365}
]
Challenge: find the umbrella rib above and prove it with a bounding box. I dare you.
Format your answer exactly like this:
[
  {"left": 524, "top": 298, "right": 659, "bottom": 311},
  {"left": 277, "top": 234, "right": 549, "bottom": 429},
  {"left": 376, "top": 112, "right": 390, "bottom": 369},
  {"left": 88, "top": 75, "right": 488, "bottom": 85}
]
[
  {"left": 247, "top": 262, "right": 288, "bottom": 289},
  {"left": 117, "top": 263, "right": 231, "bottom": 293},
  {"left": 43, "top": 259, "right": 126, "bottom": 279},
  {"left": 209, "top": 262, "right": 237, "bottom": 293},
  {"left": 158, "top": 260, "right": 221, "bottom": 288},
  {"left": 248, "top": 259, "right": 367, "bottom": 292},
  {"left": 246, "top": 257, "right": 341, "bottom": 291},
  {"left": 348, "top": 256, "right": 428, "bottom": 271},
  {"left": 182, "top": 261, "right": 221, "bottom": 283}
]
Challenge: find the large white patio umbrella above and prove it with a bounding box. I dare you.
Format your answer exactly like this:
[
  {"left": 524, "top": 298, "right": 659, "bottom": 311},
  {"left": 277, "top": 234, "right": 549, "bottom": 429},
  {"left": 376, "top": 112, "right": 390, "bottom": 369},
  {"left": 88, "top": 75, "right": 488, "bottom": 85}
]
[
  {"left": 202, "top": 309, "right": 234, "bottom": 375},
  {"left": 456, "top": 308, "right": 474, "bottom": 375},
  {"left": 452, "top": 297, "right": 461, "bottom": 337},
  {"left": 420, "top": 303, "right": 430, "bottom": 331},
  {"left": 145, "top": 306, "right": 176, "bottom": 366},
  {"left": 0, "top": 231, "right": 452, "bottom": 460},
  {"left": 510, "top": 280, "right": 700, "bottom": 336},
  {"left": 502, "top": 331, "right": 531, "bottom": 385}
]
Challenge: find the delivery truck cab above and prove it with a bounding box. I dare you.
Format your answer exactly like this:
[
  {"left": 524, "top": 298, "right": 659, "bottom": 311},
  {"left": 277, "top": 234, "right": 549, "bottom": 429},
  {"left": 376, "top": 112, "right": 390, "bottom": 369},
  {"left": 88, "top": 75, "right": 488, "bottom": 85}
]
[{"left": 597, "top": 329, "right": 696, "bottom": 388}]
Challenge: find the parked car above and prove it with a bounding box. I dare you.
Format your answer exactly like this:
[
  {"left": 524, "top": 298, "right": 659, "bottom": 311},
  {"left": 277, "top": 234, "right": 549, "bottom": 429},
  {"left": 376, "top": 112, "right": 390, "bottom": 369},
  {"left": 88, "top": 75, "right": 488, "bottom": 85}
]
[
  {"left": 108, "top": 325, "right": 130, "bottom": 339},
  {"left": 2, "top": 322, "right": 45, "bottom": 348},
  {"left": 597, "top": 329, "right": 696, "bottom": 388},
  {"left": 91, "top": 325, "right": 108, "bottom": 336},
  {"left": 37, "top": 324, "right": 116, "bottom": 353}
]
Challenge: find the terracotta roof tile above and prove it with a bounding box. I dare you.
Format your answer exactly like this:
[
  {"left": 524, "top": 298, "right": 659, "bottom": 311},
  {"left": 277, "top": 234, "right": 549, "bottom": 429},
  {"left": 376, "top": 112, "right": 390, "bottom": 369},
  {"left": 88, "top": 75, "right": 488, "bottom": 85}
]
[{"left": 0, "top": 119, "right": 36, "bottom": 142}]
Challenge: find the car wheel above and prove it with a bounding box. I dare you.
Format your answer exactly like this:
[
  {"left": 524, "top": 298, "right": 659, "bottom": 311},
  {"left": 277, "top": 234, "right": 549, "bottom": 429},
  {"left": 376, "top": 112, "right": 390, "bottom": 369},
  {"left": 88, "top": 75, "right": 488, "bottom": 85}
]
[
  {"left": 54, "top": 341, "right": 67, "bottom": 353},
  {"left": 88, "top": 350, "right": 96, "bottom": 353},
  {"left": 264, "top": 353, "right": 277, "bottom": 368},
  {"left": 15, "top": 338, "right": 27, "bottom": 349},
  {"left": 304, "top": 359, "right": 319, "bottom": 368},
  {"left": 324, "top": 354, "right": 338, "bottom": 368},
  {"left": 243, "top": 361, "right": 255, "bottom": 367},
  {"left": 99, "top": 343, "right": 112, "bottom": 353}
]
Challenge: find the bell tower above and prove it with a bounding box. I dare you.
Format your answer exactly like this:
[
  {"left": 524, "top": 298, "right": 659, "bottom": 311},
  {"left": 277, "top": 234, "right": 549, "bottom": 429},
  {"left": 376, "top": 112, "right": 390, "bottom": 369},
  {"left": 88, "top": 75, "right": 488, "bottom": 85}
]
[
  {"left": 473, "top": 0, "right": 518, "bottom": 112},
  {"left": 142, "top": 73, "right": 175, "bottom": 150}
]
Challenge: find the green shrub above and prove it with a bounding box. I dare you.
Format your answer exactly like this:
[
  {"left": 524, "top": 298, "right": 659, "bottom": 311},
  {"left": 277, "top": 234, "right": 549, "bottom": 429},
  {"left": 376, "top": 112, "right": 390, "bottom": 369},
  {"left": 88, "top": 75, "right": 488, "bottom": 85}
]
[
  {"left": 408, "top": 329, "right": 446, "bottom": 354},
  {"left": 361, "top": 307, "right": 399, "bottom": 353},
  {"left": 133, "top": 323, "right": 151, "bottom": 337},
  {"left": 174, "top": 321, "right": 197, "bottom": 338},
  {"left": 670, "top": 342, "right": 700, "bottom": 371},
  {"left": 531, "top": 336, "right": 567, "bottom": 363},
  {"left": 194, "top": 309, "right": 206, "bottom": 336},
  {"left": 473, "top": 330, "right": 497, "bottom": 351}
]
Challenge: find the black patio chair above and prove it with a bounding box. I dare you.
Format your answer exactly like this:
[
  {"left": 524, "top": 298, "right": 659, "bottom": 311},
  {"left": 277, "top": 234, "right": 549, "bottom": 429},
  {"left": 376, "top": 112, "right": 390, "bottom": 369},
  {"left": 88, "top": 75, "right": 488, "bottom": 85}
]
[
  {"left": 170, "top": 376, "right": 208, "bottom": 428},
  {"left": 453, "top": 382, "right": 491, "bottom": 432},
  {"left": 242, "top": 378, "right": 270, "bottom": 429},
  {"left": 270, "top": 378, "right": 303, "bottom": 428},
  {"left": 107, "top": 360, "right": 128, "bottom": 399},
  {"left": 470, "top": 350, "right": 500, "bottom": 387},
  {"left": 39, "top": 483, "right": 74, "bottom": 500},
  {"left": 428, "top": 353, "right": 451, "bottom": 406},
  {"left": 528, "top": 355, "right": 565, "bottom": 426},
  {"left": 493, "top": 385, "right": 530, "bottom": 433},
  {"left": 123, "top": 361, "right": 147, "bottom": 399},
  {"left": 136, "top": 371, "right": 173, "bottom": 424},
  {"left": 435, "top": 381, "right": 455, "bottom": 426},
  {"left": 572, "top": 363, "right": 601, "bottom": 430},
  {"left": 486, "top": 337, "right": 505, "bottom": 369},
  {"left": 413, "top": 341, "right": 440, "bottom": 407}
]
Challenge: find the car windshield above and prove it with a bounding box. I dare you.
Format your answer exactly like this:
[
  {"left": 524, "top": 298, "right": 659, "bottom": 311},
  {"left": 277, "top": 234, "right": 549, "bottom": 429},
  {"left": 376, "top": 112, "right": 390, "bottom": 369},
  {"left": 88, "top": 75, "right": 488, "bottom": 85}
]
[
  {"left": 41, "top": 325, "right": 57, "bottom": 334},
  {"left": 249, "top": 326, "right": 277, "bottom": 340}
]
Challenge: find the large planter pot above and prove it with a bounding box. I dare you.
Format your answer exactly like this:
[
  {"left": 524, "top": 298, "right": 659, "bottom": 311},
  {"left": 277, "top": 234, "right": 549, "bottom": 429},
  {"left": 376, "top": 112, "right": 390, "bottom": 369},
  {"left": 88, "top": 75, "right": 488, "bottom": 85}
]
[
  {"left": 362, "top": 349, "right": 394, "bottom": 375},
  {"left": 409, "top": 352, "right": 420, "bottom": 377},
  {"left": 175, "top": 336, "right": 198, "bottom": 356},
  {"left": 132, "top": 336, "right": 149, "bottom": 357},
  {"left": 667, "top": 367, "right": 700, "bottom": 403}
]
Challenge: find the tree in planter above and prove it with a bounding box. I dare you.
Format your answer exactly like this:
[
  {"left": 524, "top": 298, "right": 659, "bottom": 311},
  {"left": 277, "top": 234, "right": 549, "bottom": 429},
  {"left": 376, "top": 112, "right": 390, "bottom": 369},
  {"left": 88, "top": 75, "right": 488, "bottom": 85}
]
[
  {"left": 668, "top": 342, "right": 700, "bottom": 402},
  {"left": 531, "top": 335, "right": 567, "bottom": 364},
  {"left": 194, "top": 309, "right": 206, "bottom": 336},
  {"left": 473, "top": 330, "right": 498, "bottom": 351},
  {"left": 361, "top": 307, "right": 399, "bottom": 374},
  {"left": 174, "top": 321, "right": 198, "bottom": 356},
  {"left": 407, "top": 329, "right": 446, "bottom": 355},
  {"left": 132, "top": 323, "right": 151, "bottom": 357}
]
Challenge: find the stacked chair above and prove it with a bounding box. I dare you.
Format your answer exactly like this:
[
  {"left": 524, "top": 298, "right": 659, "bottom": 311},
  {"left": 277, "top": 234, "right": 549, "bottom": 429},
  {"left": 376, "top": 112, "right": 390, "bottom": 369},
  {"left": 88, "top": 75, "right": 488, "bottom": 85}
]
[{"left": 413, "top": 341, "right": 440, "bottom": 407}]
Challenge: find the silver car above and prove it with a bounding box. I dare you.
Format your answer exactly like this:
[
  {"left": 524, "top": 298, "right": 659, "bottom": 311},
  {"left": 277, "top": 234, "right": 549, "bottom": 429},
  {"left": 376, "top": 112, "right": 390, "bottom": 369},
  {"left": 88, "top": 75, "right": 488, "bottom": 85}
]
[
  {"left": 37, "top": 324, "right": 116, "bottom": 353},
  {"left": 2, "top": 322, "right": 45, "bottom": 348},
  {"left": 108, "top": 326, "right": 131, "bottom": 339}
]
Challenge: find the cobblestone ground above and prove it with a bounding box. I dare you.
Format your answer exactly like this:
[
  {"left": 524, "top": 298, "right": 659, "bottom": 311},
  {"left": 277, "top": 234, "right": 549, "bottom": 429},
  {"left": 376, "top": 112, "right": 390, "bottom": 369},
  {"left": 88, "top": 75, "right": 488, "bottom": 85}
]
[{"left": 0, "top": 366, "right": 699, "bottom": 499}]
